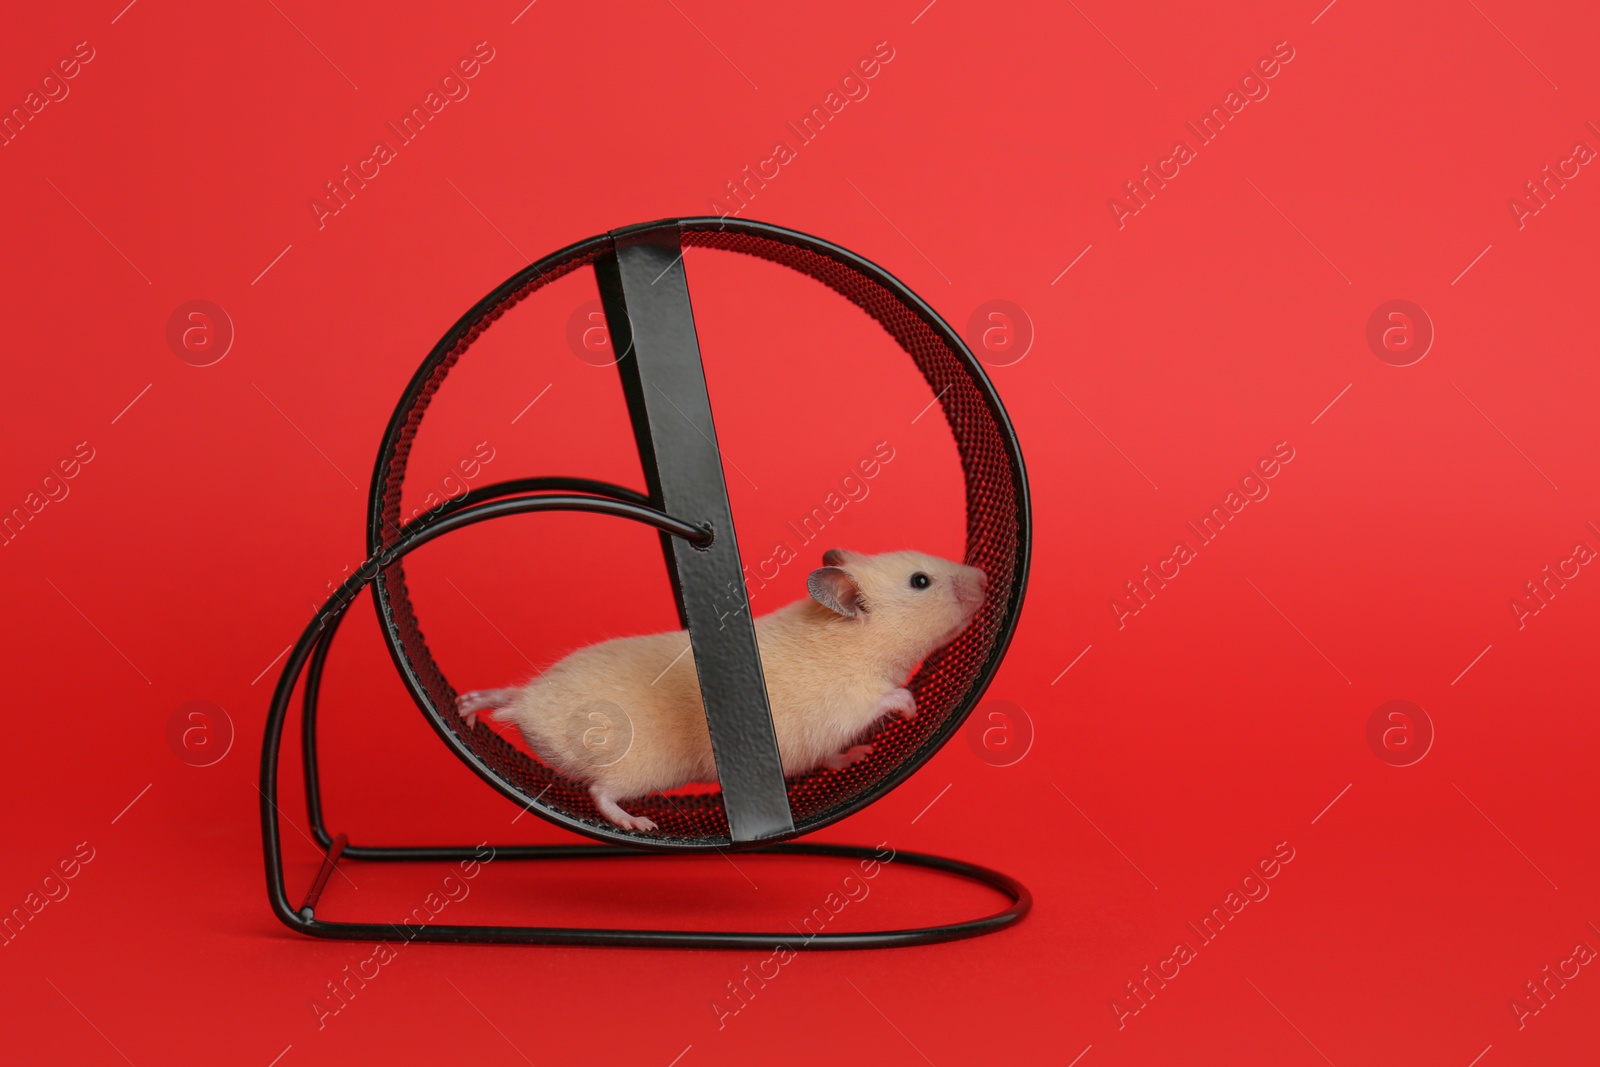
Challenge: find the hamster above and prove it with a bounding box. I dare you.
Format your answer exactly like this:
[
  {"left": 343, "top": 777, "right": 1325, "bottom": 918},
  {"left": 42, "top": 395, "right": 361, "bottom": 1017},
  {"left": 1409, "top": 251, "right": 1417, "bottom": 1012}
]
[{"left": 454, "top": 548, "right": 987, "bottom": 832}]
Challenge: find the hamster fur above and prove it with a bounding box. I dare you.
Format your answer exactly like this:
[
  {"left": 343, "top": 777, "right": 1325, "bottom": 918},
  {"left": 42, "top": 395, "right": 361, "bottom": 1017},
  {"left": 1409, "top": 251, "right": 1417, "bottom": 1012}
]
[{"left": 454, "top": 548, "right": 986, "bottom": 831}]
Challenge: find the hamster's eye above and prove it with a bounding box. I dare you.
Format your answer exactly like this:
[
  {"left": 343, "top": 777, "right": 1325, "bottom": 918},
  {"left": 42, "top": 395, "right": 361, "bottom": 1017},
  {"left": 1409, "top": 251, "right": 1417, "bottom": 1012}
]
[{"left": 910, "top": 572, "right": 931, "bottom": 590}]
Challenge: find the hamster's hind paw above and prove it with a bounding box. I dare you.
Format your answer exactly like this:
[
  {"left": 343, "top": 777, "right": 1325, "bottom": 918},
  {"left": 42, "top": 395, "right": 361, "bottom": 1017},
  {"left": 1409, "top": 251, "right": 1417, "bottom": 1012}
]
[
  {"left": 455, "top": 688, "right": 516, "bottom": 729},
  {"left": 878, "top": 687, "right": 918, "bottom": 720},
  {"left": 822, "top": 744, "right": 875, "bottom": 771},
  {"left": 591, "top": 787, "right": 659, "bottom": 833}
]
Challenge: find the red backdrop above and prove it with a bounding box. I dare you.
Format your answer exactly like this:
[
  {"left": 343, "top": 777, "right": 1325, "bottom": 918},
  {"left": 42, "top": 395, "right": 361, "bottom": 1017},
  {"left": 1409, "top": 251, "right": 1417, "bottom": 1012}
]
[{"left": 3, "top": 1, "right": 1598, "bottom": 1064}]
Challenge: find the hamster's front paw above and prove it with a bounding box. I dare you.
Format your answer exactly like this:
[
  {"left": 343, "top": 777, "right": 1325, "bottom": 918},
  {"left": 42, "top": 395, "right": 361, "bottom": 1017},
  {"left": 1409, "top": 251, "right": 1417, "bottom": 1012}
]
[
  {"left": 878, "top": 687, "right": 917, "bottom": 720},
  {"left": 822, "top": 744, "right": 875, "bottom": 771}
]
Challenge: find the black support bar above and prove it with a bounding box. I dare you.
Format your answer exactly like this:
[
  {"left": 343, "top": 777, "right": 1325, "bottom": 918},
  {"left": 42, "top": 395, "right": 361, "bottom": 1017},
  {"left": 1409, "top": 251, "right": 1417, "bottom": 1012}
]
[
  {"left": 299, "top": 833, "right": 347, "bottom": 918},
  {"left": 595, "top": 224, "right": 794, "bottom": 844}
]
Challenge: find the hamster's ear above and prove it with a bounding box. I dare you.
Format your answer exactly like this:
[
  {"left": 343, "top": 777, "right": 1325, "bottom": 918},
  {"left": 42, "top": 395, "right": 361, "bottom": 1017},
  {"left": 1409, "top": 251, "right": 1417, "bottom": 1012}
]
[
  {"left": 807, "top": 567, "right": 865, "bottom": 617},
  {"left": 822, "top": 547, "right": 854, "bottom": 567}
]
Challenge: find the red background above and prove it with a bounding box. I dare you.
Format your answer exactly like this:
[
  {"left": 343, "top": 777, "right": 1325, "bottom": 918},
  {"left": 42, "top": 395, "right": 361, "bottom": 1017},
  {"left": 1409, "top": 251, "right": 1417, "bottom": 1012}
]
[{"left": 3, "top": 1, "right": 1598, "bottom": 1064}]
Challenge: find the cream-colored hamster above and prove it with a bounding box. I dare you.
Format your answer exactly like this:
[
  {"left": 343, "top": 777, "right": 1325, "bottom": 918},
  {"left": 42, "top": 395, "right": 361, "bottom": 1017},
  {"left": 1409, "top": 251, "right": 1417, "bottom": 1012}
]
[{"left": 454, "top": 548, "right": 987, "bottom": 831}]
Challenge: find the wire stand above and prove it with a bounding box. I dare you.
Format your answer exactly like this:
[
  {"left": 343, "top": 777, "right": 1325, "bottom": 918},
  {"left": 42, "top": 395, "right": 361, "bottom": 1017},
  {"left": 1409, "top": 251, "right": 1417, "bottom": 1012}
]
[{"left": 261, "top": 478, "right": 1031, "bottom": 948}]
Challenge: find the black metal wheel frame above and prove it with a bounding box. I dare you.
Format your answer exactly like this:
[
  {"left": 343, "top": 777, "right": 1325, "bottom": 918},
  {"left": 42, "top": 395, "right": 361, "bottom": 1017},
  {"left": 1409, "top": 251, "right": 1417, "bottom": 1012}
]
[{"left": 260, "top": 218, "right": 1032, "bottom": 948}]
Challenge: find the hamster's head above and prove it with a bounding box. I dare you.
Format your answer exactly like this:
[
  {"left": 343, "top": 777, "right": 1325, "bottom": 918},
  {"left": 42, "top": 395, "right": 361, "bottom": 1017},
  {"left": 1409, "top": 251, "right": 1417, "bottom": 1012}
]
[{"left": 805, "top": 548, "right": 987, "bottom": 659}]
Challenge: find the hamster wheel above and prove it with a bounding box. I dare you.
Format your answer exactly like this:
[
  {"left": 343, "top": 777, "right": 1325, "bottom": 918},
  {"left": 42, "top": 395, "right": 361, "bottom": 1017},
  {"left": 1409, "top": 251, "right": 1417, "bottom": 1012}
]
[{"left": 261, "top": 218, "right": 1032, "bottom": 948}]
